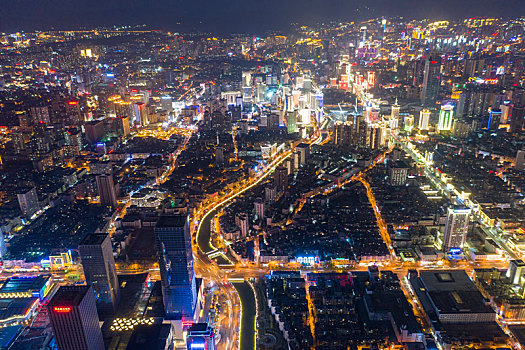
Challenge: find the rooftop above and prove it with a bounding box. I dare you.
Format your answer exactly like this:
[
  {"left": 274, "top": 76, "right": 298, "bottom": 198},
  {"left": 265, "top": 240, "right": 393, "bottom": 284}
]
[
  {"left": 48, "top": 286, "right": 91, "bottom": 308},
  {"left": 80, "top": 233, "right": 108, "bottom": 246},
  {"left": 0, "top": 276, "right": 50, "bottom": 295},
  {"left": 155, "top": 215, "right": 186, "bottom": 228},
  {"left": 419, "top": 270, "right": 479, "bottom": 292}
]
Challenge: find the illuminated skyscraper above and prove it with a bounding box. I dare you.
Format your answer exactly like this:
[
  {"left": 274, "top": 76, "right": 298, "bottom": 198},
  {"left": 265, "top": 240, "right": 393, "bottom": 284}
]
[
  {"left": 438, "top": 104, "right": 454, "bottom": 132},
  {"left": 48, "top": 286, "right": 104, "bottom": 350},
  {"left": 16, "top": 187, "right": 40, "bottom": 217},
  {"left": 391, "top": 101, "right": 400, "bottom": 129},
  {"left": 442, "top": 205, "right": 471, "bottom": 253},
  {"left": 404, "top": 115, "right": 414, "bottom": 132},
  {"left": 79, "top": 233, "right": 120, "bottom": 314},
  {"left": 418, "top": 109, "right": 431, "bottom": 130},
  {"left": 359, "top": 26, "right": 367, "bottom": 47},
  {"left": 155, "top": 215, "right": 197, "bottom": 320},
  {"left": 421, "top": 57, "right": 441, "bottom": 108}
]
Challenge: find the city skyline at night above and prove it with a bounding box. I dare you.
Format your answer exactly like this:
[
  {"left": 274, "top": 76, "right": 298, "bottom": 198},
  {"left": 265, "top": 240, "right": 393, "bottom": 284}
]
[{"left": 0, "top": 6, "right": 525, "bottom": 350}]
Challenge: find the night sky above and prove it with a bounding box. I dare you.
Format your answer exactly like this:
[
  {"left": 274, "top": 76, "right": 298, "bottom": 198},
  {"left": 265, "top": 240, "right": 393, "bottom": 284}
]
[{"left": 0, "top": 0, "right": 524, "bottom": 34}]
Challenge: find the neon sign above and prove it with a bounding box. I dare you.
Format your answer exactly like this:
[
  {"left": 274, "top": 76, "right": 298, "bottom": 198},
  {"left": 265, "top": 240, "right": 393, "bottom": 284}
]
[{"left": 53, "top": 307, "right": 71, "bottom": 313}]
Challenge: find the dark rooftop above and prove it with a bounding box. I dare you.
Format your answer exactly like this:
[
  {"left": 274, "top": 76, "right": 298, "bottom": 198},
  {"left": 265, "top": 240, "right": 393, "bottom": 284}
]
[
  {"left": 48, "top": 286, "right": 91, "bottom": 307},
  {"left": 80, "top": 233, "right": 108, "bottom": 246},
  {"left": 125, "top": 324, "right": 172, "bottom": 350},
  {"left": 155, "top": 215, "right": 186, "bottom": 228}
]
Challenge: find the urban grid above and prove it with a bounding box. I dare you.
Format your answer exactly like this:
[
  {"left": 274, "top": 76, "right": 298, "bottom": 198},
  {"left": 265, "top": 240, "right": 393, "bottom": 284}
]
[{"left": 0, "top": 9, "right": 524, "bottom": 350}]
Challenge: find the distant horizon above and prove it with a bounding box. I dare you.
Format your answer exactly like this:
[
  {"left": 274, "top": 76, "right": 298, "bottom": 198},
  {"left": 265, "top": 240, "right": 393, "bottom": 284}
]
[{"left": 1, "top": 0, "right": 524, "bottom": 35}]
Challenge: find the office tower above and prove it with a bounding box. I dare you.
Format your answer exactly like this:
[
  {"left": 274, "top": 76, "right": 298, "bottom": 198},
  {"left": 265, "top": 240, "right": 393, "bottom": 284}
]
[
  {"left": 116, "top": 116, "right": 130, "bottom": 137},
  {"left": 155, "top": 215, "right": 197, "bottom": 320},
  {"left": 242, "top": 71, "right": 252, "bottom": 87},
  {"left": 84, "top": 119, "right": 105, "bottom": 144},
  {"left": 30, "top": 106, "right": 51, "bottom": 125},
  {"left": 442, "top": 205, "right": 471, "bottom": 253},
  {"left": 254, "top": 198, "right": 265, "bottom": 220},
  {"left": 65, "top": 100, "right": 81, "bottom": 125},
  {"left": 296, "top": 143, "right": 310, "bottom": 164},
  {"left": 515, "top": 150, "right": 525, "bottom": 171},
  {"left": 285, "top": 158, "right": 293, "bottom": 175},
  {"left": 507, "top": 260, "right": 525, "bottom": 286},
  {"left": 0, "top": 229, "right": 7, "bottom": 258},
  {"left": 186, "top": 323, "right": 217, "bottom": 350},
  {"left": 235, "top": 213, "right": 249, "bottom": 238},
  {"left": 48, "top": 286, "right": 105, "bottom": 350},
  {"left": 438, "top": 104, "right": 454, "bottom": 132},
  {"left": 286, "top": 111, "right": 297, "bottom": 134},
  {"left": 404, "top": 115, "right": 414, "bottom": 132},
  {"left": 359, "top": 26, "right": 367, "bottom": 46},
  {"left": 79, "top": 233, "right": 120, "bottom": 314},
  {"left": 161, "top": 96, "right": 173, "bottom": 113},
  {"left": 215, "top": 146, "right": 225, "bottom": 165},
  {"left": 17, "top": 187, "right": 40, "bottom": 217},
  {"left": 293, "top": 151, "right": 300, "bottom": 169},
  {"left": 133, "top": 102, "right": 149, "bottom": 125},
  {"left": 391, "top": 102, "right": 400, "bottom": 122},
  {"left": 453, "top": 120, "right": 471, "bottom": 139},
  {"left": 274, "top": 165, "right": 288, "bottom": 191},
  {"left": 388, "top": 161, "right": 409, "bottom": 186},
  {"left": 265, "top": 185, "right": 277, "bottom": 203},
  {"left": 96, "top": 173, "right": 117, "bottom": 208},
  {"left": 421, "top": 57, "right": 441, "bottom": 108},
  {"left": 65, "top": 128, "right": 83, "bottom": 153},
  {"left": 418, "top": 109, "right": 430, "bottom": 130},
  {"left": 511, "top": 105, "right": 525, "bottom": 133}
]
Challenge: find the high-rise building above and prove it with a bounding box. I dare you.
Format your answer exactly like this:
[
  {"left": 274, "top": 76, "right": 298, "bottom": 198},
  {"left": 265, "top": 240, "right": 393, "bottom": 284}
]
[
  {"left": 511, "top": 105, "right": 525, "bottom": 134},
  {"left": 296, "top": 143, "right": 310, "bottom": 164},
  {"left": 274, "top": 165, "right": 288, "bottom": 191},
  {"left": 421, "top": 57, "right": 441, "bottom": 108},
  {"left": 79, "top": 233, "right": 120, "bottom": 314},
  {"left": 265, "top": 185, "right": 277, "bottom": 203},
  {"left": 286, "top": 111, "right": 298, "bottom": 134},
  {"left": 285, "top": 158, "right": 293, "bottom": 175},
  {"left": 215, "top": 146, "right": 225, "bottom": 165},
  {"left": 388, "top": 161, "right": 409, "bottom": 186},
  {"left": 155, "top": 215, "right": 197, "bottom": 320},
  {"left": 442, "top": 205, "right": 471, "bottom": 253},
  {"left": 186, "top": 323, "right": 217, "bottom": 350},
  {"left": 116, "top": 116, "right": 130, "bottom": 137},
  {"left": 254, "top": 198, "right": 265, "bottom": 220},
  {"left": 515, "top": 150, "right": 525, "bottom": 171},
  {"left": 404, "top": 115, "right": 414, "bottom": 132},
  {"left": 96, "top": 173, "right": 117, "bottom": 208},
  {"left": 418, "top": 109, "right": 430, "bottom": 130},
  {"left": 133, "top": 102, "right": 149, "bottom": 126},
  {"left": 359, "top": 26, "right": 367, "bottom": 46},
  {"left": 507, "top": 260, "right": 525, "bottom": 286},
  {"left": 16, "top": 187, "right": 40, "bottom": 217},
  {"left": 0, "top": 229, "right": 7, "bottom": 258},
  {"left": 30, "top": 106, "right": 51, "bottom": 125},
  {"left": 48, "top": 286, "right": 105, "bottom": 350},
  {"left": 438, "top": 104, "right": 454, "bottom": 132},
  {"left": 84, "top": 120, "right": 105, "bottom": 144},
  {"left": 391, "top": 102, "right": 400, "bottom": 123},
  {"left": 235, "top": 213, "right": 249, "bottom": 238}
]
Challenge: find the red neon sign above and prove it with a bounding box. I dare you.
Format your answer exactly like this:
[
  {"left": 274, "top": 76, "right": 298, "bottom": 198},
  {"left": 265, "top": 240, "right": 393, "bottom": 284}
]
[
  {"left": 68, "top": 101, "right": 78, "bottom": 105},
  {"left": 53, "top": 307, "right": 71, "bottom": 313}
]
